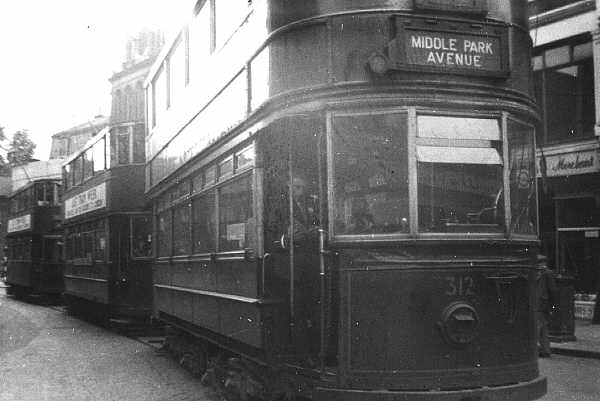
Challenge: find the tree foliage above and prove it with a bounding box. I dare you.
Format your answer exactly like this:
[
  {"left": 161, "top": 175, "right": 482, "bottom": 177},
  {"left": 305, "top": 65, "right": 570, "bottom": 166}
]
[
  {"left": 0, "top": 127, "right": 37, "bottom": 174},
  {"left": 7, "top": 130, "right": 36, "bottom": 167}
]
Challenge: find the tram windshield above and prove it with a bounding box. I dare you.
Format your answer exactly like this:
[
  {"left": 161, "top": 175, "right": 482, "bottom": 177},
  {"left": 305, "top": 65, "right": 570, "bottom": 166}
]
[
  {"left": 417, "top": 116, "right": 504, "bottom": 233},
  {"left": 333, "top": 112, "right": 409, "bottom": 235}
]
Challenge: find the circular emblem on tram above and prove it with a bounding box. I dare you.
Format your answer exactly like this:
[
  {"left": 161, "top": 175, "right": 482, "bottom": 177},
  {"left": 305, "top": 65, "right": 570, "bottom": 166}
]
[{"left": 439, "top": 302, "right": 480, "bottom": 346}]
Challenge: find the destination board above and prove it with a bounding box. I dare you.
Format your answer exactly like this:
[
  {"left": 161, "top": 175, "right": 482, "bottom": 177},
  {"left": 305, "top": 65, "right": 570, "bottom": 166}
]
[
  {"left": 390, "top": 18, "right": 508, "bottom": 77},
  {"left": 405, "top": 30, "right": 501, "bottom": 72}
]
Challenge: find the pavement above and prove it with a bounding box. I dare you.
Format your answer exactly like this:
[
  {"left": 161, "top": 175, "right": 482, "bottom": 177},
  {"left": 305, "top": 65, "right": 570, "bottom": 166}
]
[{"left": 551, "top": 320, "right": 600, "bottom": 359}]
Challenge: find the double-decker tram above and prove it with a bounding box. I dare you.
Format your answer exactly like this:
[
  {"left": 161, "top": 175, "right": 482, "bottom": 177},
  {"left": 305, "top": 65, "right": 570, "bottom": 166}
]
[
  {"left": 6, "top": 163, "right": 63, "bottom": 299},
  {"left": 146, "top": 1, "right": 546, "bottom": 400},
  {"left": 62, "top": 127, "right": 153, "bottom": 320}
]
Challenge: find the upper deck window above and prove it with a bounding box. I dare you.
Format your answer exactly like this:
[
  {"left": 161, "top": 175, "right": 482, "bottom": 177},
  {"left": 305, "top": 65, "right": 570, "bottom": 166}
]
[
  {"left": 152, "top": 65, "right": 167, "bottom": 127},
  {"left": 416, "top": 116, "right": 503, "bottom": 233},
  {"left": 169, "top": 37, "right": 185, "bottom": 108},
  {"left": 215, "top": 0, "right": 252, "bottom": 50},
  {"left": 189, "top": 0, "right": 212, "bottom": 83},
  {"left": 93, "top": 136, "right": 106, "bottom": 172},
  {"left": 333, "top": 112, "right": 409, "bottom": 235}
]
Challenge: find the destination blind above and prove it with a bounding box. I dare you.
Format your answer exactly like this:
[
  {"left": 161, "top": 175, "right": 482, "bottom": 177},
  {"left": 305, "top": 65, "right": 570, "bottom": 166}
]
[{"left": 404, "top": 30, "right": 502, "bottom": 73}]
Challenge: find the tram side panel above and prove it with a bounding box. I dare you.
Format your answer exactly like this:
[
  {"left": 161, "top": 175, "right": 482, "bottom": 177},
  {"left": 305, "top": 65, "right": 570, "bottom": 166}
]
[{"left": 155, "top": 257, "right": 269, "bottom": 349}]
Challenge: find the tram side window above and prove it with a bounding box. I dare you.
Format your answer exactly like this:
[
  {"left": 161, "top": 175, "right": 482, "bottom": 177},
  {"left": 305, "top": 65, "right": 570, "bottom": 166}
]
[
  {"left": 74, "top": 156, "right": 83, "bottom": 185},
  {"left": 333, "top": 112, "right": 409, "bottom": 235},
  {"left": 416, "top": 116, "right": 503, "bottom": 233},
  {"left": 63, "top": 165, "right": 71, "bottom": 190},
  {"left": 192, "top": 191, "right": 217, "bottom": 253},
  {"left": 93, "top": 137, "right": 106, "bottom": 172},
  {"left": 94, "top": 224, "right": 107, "bottom": 261},
  {"left": 214, "top": 0, "right": 252, "bottom": 50},
  {"left": 508, "top": 119, "right": 537, "bottom": 235},
  {"left": 132, "top": 124, "right": 145, "bottom": 163},
  {"left": 157, "top": 210, "right": 172, "bottom": 257},
  {"left": 219, "top": 175, "right": 254, "bottom": 251},
  {"left": 173, "top": 204, "right": 192, "bottom": 255},
  {"left": 131, "top": 216, "right": 152, "bottom": 258},
  {"left": 83, "top": 149, "right": 93, "bottom": 181}
]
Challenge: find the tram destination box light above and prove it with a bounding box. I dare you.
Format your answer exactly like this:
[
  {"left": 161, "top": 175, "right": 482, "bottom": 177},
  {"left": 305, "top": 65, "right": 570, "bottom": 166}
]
[{"left": 414, "top": 0, "right": 488, "bottom": 14}]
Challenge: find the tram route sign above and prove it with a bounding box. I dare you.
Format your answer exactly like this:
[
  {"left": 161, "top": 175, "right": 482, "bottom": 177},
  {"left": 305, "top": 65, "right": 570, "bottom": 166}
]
[{"left": 390, "top": 19, "right": 509, "bottom": 77}]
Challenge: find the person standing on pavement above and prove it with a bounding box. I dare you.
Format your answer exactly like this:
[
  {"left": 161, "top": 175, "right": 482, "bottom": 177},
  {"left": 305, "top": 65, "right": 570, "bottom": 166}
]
[{"left": 536, "top": 255, "right": 557, "bottom": 357}]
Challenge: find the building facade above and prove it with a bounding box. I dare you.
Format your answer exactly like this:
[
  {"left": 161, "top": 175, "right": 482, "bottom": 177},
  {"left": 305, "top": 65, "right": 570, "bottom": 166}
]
[{"left": 529, "top": 0, "right": 600, "bottom": 307}]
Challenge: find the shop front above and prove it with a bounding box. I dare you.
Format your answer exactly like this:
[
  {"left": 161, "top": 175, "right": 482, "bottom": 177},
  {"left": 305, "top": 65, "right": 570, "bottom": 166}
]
[{"left": 538, "top": 141, "right": 600, "bottom": 323}]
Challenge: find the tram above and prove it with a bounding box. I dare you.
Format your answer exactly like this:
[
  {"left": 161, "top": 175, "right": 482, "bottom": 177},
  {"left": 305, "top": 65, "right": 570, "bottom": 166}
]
[
  {"left": 62, "top": 127, "right": 153, "bottom": 319},
  {"left": 6, "top": 162, "right": 63, "bottom": 299},
  {"left": 146, "top": 1, "right": 546, "bottom": 400}
]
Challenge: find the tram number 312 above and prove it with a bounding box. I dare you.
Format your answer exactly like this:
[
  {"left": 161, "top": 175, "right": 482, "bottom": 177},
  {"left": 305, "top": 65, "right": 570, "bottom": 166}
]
[{"left": 445, "top": 275, "right": 475, "bottom": 297}]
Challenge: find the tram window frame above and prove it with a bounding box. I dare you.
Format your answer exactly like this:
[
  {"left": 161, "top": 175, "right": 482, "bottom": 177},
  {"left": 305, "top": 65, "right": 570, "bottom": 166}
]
[
  {"left": 415, "top": 112, "right": 505, "bottom": 235},
  {"left": 218, "top": 173, "right": 255, "bottom": 252},
  {"left": 507, "top": 117, "right": 538, "bottom": 238},
  {"left": 83, "top": 148, "right": 94, "bottom": 181},
  {"left": 63, "top": 164, "right": 72, "bottom": 191},
  {"left": 131, "top": 215, "right": 152, "bottom": 259},
  {"left": 214, "top": 0, "right": 253, "bottom": 51},
  {"left": 329, "top": 109, "right": 411, "bottom": 239}
]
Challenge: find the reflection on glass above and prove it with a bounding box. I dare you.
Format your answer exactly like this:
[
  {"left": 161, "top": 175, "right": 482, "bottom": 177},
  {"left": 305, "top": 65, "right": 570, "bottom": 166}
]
[
  {"left": 157, "top": 211, "right": 172, "bottom": 257},
  {"left": 333, "top": 113, "right": 409, "bottom": 235},
  {"left": 93, "top": 137, "right": 106, "bottom": 172},
  {"left": 131, "top": 216, "right": 152, "bottom": 258},
  {"left": 417, "top": 116, "right": 503, "bottom": 233},
  {"left": 193, "top": 192, "right": 216, "bottom": 253}
]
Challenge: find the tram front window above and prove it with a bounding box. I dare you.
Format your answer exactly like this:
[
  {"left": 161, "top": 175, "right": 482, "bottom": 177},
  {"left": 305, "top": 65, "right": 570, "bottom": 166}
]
[
  {"left": 417, "top": 116, "right": 504, "bottom": 233},
  {"left": 333, "top": 112, "right": 409, "bottom": 235}
]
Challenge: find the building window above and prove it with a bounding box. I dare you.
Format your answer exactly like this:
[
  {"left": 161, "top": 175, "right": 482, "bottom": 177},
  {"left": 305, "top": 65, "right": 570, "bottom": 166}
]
[
  {"left": 534, "top": 41, "right": 595, "bottom": 145},
  {"left": 528, "top": 0, "right": 585, "bottom": 16}
]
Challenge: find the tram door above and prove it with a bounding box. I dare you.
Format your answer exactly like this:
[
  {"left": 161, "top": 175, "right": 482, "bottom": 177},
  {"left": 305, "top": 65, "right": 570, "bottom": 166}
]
[{"left": 262, "top": 116, "right": 328, "bottom": 361}]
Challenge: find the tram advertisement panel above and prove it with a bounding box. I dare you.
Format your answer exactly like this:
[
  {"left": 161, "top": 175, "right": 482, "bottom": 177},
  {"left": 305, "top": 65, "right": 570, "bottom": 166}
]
[
  {"left": 65, "top": 182, "right": 106, "bottom": 219},
  {"left": 7, "top": 214, "right": 31, "bottom": 233}
]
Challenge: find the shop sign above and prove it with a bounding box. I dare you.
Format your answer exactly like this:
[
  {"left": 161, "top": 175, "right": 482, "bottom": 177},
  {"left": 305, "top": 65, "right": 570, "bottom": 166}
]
[
  {"left": 8, "top": 214, "right": 31, "bottom": 233},
  {"left": 65, "top": 182, "right": 106, "bottom": 219},
  {"left": 539, "top": 149, "right": 600, "bottom": 177}
]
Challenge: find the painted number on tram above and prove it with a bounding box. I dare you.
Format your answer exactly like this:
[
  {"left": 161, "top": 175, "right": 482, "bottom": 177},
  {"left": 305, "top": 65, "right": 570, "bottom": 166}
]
[{"left": 445, "top": 275, "right": 475, "bottom": 297}]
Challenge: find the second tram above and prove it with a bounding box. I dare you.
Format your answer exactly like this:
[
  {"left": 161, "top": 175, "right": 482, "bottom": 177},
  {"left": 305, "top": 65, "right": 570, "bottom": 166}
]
[
  {"left": 145, "top": 1, "right": 546, "bottom": 400},
  {"left": 6, "top": 163, "right": 63, "bottom": 299},
  {"left": 62, "top": 127, "right": 153, "bottom": 319}
]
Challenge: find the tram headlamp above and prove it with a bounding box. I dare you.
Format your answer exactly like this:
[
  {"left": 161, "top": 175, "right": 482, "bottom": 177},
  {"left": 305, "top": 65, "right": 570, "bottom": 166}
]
[
  {"left": 367, "top": 53, "right": 390, "bottom": 75},
  {"left": 439, "top": 302, "right": 480, "bottom": 346}
]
